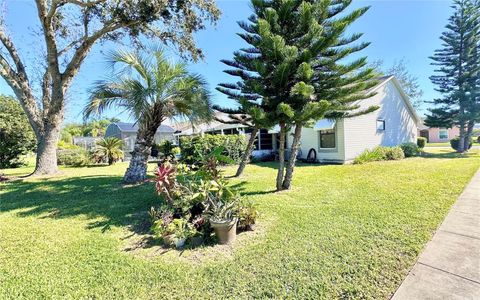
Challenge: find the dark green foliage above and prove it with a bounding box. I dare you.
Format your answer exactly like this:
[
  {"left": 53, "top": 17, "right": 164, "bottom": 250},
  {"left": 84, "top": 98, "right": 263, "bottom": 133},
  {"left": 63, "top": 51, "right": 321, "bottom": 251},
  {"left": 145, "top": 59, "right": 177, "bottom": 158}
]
[
  {"left": 417, "top": 137, "right": 427, "bottom": 149},
  {"left": 0, "top": 96, "right": 36, "bottom": 168},
  {"left": 57, "top": 148, "right": 91, "bottom": 167},
  {"left": 450, "top": 136, "right": 474, "bottom": 151},
  {"left": 179, "top": 134, "right": 247, "bottom": 164},
  {"left": 425, "top": 0, "right": 480, "bottom": 152},
  {"left": 93, "top": 138, "right": 124, "bottom": 165},
  {"left": 400, "top": 142, "right": 419, "bottom": 157},
  {"left": 354, "top": 146, "right": 405, "bottom": 164},
  {"left": 154, "top": 140, "right": 181, "bottom": 159}
]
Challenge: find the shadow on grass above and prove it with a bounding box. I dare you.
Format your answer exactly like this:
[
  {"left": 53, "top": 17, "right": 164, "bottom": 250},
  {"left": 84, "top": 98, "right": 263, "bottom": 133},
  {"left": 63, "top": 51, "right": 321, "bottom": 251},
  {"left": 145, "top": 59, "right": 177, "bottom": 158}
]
[
  {"left": 417, "top": 151, "right": 477, "bottom": 159},
  {"left": 0, "top": 175, "right": 161, "bottom": 234}
]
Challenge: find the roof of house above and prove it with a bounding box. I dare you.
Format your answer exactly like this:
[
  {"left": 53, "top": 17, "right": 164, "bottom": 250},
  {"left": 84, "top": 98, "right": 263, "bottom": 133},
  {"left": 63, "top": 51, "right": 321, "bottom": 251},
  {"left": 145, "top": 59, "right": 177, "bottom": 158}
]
[
  {"left": 369, "top": 75, "right": 422, "bottom": 125},
  {"left": 113, "top": 122, "right": 175, "bottom": 133}
]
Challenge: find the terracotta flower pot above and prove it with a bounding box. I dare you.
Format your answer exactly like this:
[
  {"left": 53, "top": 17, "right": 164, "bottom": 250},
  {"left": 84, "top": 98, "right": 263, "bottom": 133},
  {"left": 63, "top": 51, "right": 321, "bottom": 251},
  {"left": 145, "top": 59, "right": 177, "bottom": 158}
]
[{"left": 210, "top": 218, "right": 238, "bottom": 245}]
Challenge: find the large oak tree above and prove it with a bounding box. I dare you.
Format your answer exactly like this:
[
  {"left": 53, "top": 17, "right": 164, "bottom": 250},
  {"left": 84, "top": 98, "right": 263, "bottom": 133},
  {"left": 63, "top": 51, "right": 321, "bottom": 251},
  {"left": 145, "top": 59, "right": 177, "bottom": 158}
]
[{"left": 0, "top": 0, "right": 219, "bottom": 175}]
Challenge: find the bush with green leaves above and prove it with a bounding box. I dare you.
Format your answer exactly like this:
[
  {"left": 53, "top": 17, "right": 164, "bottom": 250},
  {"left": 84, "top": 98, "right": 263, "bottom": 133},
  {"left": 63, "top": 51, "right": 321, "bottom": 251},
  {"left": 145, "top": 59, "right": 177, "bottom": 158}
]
[
  {"left": 57, "top": 147, "right": 91, "bottom": 167},
  {"left": 154, "top": 140, "right": 181, "bottom": 159},
  {"left": 354, "top": 146, "right": 405, "bottom": 164},
  {"left": 450, "top": 136, "right": 474, "bottom": 151},
  {"left": 386, "top": 146, "right": 405, "bottom": 160},
  {"left": 93, "top": 137, "right": 123, "bottom": 165},
  {"left": 417, "top": 137, "right": 427, "bottom": 149},
  {"left": 0, "top": 96, "right": 36, "bottom": 168},
  {"left": 179, "top": 134, "right": 247, "bottom": 164},
  {"left": 238, "top": 199, "right": 259, "bottom": 232},
  {"left": 400, "top": 142, "right": 419, "bottom": 157}
]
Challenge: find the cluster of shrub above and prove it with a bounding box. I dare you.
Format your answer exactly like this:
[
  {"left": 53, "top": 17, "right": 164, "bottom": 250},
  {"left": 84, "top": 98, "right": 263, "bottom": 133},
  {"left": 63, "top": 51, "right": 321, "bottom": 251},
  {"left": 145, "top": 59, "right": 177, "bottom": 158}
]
[
  {"left": 179, "top": 134, "right": 247, "bottom": 165},
  {"left": 57, "top": 137, "right": 124, "bottom": 167},
  {"left": 353, "top": 137, "right": 426, "bottom": 164},
  {"left": 149, "top": 147, "right": 257, "bottom": 249}
]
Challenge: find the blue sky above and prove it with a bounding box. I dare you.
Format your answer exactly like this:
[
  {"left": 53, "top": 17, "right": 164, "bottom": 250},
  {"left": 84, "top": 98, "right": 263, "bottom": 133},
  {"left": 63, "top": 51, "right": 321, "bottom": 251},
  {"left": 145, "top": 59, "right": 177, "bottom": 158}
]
[{"left": 0, "top": 0, "right": 453, "bottom": 124}]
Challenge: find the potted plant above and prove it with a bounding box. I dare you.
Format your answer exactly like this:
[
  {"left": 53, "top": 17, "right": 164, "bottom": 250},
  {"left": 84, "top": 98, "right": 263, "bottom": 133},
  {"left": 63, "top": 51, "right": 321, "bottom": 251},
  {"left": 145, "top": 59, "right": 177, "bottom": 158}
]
[{"left": 204, "top": 182, "right": 239, "bottom": 245}]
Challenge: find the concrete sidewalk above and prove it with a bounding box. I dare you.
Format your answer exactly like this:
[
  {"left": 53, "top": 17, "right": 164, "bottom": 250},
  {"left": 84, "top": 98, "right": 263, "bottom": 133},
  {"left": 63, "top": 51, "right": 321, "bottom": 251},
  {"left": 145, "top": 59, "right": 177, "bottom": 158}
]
[{"left": 392, "top": 170, "right": 480, "bottom": 300}]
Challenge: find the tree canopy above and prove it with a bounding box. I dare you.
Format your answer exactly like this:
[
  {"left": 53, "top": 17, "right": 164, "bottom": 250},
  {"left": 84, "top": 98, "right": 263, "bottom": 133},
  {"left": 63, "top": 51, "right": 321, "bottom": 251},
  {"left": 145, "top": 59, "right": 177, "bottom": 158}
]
[
  {"left": 0, "top": 95, "right": 36, "bottom": 168},
  {"left": 218, "top": 0, "right": 377, "bottom": 190},
  {"left": 425, "top": 0, "right": 479, "bottom": 151}
]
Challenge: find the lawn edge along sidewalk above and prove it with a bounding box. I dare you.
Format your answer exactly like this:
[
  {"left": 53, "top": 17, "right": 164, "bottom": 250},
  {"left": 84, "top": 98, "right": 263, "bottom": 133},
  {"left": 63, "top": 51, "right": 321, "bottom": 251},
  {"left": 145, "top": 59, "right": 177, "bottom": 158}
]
[{"left": 392, "top": 169, "right": 480, "bottom": 299}]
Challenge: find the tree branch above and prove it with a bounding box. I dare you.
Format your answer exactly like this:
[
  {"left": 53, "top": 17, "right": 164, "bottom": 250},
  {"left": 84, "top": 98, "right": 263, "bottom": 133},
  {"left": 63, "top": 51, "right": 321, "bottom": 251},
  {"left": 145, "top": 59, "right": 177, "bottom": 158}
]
[
  {"left": 0, "top": 31, "right": 41, "bottom": 131},
  {"left": 0, "top": 30, "right": 28, "bottom": 79},
  {"left": 61, "top": 21, "right": 134, "bottom": 86},
  {"left": 35, "top": 0, "right": 61, "bottom": 79}
]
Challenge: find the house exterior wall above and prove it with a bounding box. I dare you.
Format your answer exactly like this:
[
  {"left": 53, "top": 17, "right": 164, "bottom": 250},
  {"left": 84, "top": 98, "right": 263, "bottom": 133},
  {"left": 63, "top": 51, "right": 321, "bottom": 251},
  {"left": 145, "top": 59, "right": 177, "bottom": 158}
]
[
  {"left": 423, "top": 127, "right": 459, "bottom": 143},
  {"left": 297, "top": 119, "right": 345, "bottom": 162},
  {"left": 105, "top": 127, "right": 175, "bottom": 160},
  {"left": 342, "top": 80, "right": 417, "bottom": 162}
]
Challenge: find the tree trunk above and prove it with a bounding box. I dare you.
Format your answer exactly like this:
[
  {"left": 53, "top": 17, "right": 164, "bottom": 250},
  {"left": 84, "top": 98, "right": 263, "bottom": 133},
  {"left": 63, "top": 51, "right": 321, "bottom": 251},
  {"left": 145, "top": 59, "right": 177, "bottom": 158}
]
[
  {"left": 33, "top": 120, "right": 61, "bottom": 176},
  {"left": 464, "top": 121, "right": 474, "bottom": 152},
  {"left": 282, "top": 122, "right": 303, "bottom": 190},
  {"left": 457, "top": 121, "right": 466, "bottom": 153},
  {"left": 235, "top": 127, "right": 259, "bottom": 177},
  {"left": 276, "top": 123, "right": 286, "bottom": 191},
  {"left": 123, "top": 127, "right": 156, "bottom": 184}
]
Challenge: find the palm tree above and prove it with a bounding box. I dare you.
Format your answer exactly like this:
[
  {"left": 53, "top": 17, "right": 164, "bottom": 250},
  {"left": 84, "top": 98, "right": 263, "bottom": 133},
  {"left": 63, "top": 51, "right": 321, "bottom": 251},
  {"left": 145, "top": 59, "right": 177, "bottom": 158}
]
[
  {"left": 84, "top": 49, "right": 212, "bottom": 183},
  {"left": 94, "top": 137, "right": 124, "bottom": 165}
]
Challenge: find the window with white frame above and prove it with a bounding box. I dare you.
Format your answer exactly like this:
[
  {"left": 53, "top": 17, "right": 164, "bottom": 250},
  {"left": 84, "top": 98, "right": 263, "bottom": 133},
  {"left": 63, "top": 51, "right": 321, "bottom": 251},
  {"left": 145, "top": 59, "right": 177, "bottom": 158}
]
[
  {"left": 376, "top": 119, "right": 385, "bottom": 131},
  {"left": 439, "top": 129, "right": 448, "bottom": 140}
]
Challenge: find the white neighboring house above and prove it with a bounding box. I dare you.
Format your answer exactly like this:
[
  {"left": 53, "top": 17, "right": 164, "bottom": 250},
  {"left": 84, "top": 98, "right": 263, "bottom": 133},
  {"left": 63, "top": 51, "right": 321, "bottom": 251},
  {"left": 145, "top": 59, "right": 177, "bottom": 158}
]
[
  {"left": 175, "top": 75, "right": 420, "bottom": 163},
  {"left": 105, "top": 122, "right": 176, "bottom": 160}
]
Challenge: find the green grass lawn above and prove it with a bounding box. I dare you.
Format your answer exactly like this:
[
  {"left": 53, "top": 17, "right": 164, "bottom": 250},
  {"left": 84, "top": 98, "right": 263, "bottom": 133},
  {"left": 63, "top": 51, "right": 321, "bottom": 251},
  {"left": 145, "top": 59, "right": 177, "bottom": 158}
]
[
  {"left": 426, "top": 140, "right": 480, "bottom": 147},
  {"left": 1, "top": 149, "right": 479, "bottom": 299},
  {"left": 425, "top": 142, "right": 452, "bottom": 147}
]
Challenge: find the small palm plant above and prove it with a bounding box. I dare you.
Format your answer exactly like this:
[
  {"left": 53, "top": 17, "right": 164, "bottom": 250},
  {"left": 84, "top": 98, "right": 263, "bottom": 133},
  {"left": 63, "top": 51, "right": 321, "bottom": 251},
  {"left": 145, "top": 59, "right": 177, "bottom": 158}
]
[
  {"left": 84, "top": 49, "right": 212, "bottom": 183},
  {"left": 94, "top": 137, "right": 123, "bottom": 165}
]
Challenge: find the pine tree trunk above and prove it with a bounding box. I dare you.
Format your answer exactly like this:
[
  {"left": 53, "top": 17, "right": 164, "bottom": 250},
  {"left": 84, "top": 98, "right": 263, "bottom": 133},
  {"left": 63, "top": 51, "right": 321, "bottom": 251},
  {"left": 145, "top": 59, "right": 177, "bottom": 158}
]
[
  {"left": 458, "top": 121, "right": 466, "bottom": 153},
  {"left": 33, "top": 121, "right": 61, "bottom": 176},
  {"left": 276, "top": 123, "right": 286, "bottom": 191},
  {"left": 464, "top": 121, "right": 474, "bottom": 152},
  {"left": 123, "top": 126, "right": 156, "bottom": 184},
  {"left": 282, "top": 122, "right": 302, "bottom": 190},
  {"left": 235, "top": 127, "right": 259, "bottom": 177}
]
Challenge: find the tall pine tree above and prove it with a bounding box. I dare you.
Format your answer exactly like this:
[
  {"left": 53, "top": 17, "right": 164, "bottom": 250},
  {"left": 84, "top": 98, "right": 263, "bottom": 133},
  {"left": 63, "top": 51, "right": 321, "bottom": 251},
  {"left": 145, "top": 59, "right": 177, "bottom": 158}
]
[
  {"left": 426, "top": 0, "right": 480, "bottom": 152},
  {"left": 218, "top": 0, "right": 377, "bottom": 190}
]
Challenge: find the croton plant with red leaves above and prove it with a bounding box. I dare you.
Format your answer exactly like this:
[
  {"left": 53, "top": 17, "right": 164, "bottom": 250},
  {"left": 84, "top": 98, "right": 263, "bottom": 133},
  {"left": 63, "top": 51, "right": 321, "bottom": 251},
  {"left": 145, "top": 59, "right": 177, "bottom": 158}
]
[{"left": 154, "top": 163, "right": 177, "bottom": 202}]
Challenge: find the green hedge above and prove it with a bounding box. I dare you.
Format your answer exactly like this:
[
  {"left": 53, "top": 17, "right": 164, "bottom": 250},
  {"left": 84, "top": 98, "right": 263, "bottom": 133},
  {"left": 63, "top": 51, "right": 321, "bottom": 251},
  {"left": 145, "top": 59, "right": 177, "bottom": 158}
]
[
  {"left": 179, "top": 134, "right": 247, "bottom": 164},
  {"left": 354, "top": 146, "right": 405, "bottom": 164},
  {"left": 417, "top": 137, "right": 427, "bottom": 149},
  {"left": 400, "top": 142, "right": 419, "bottom": 157},
  {"left": 57, "top": 147, "right": 91, "bottom": 167},
  {"left": 450, "top": 136, "right": 473, "bottom": 151}
]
